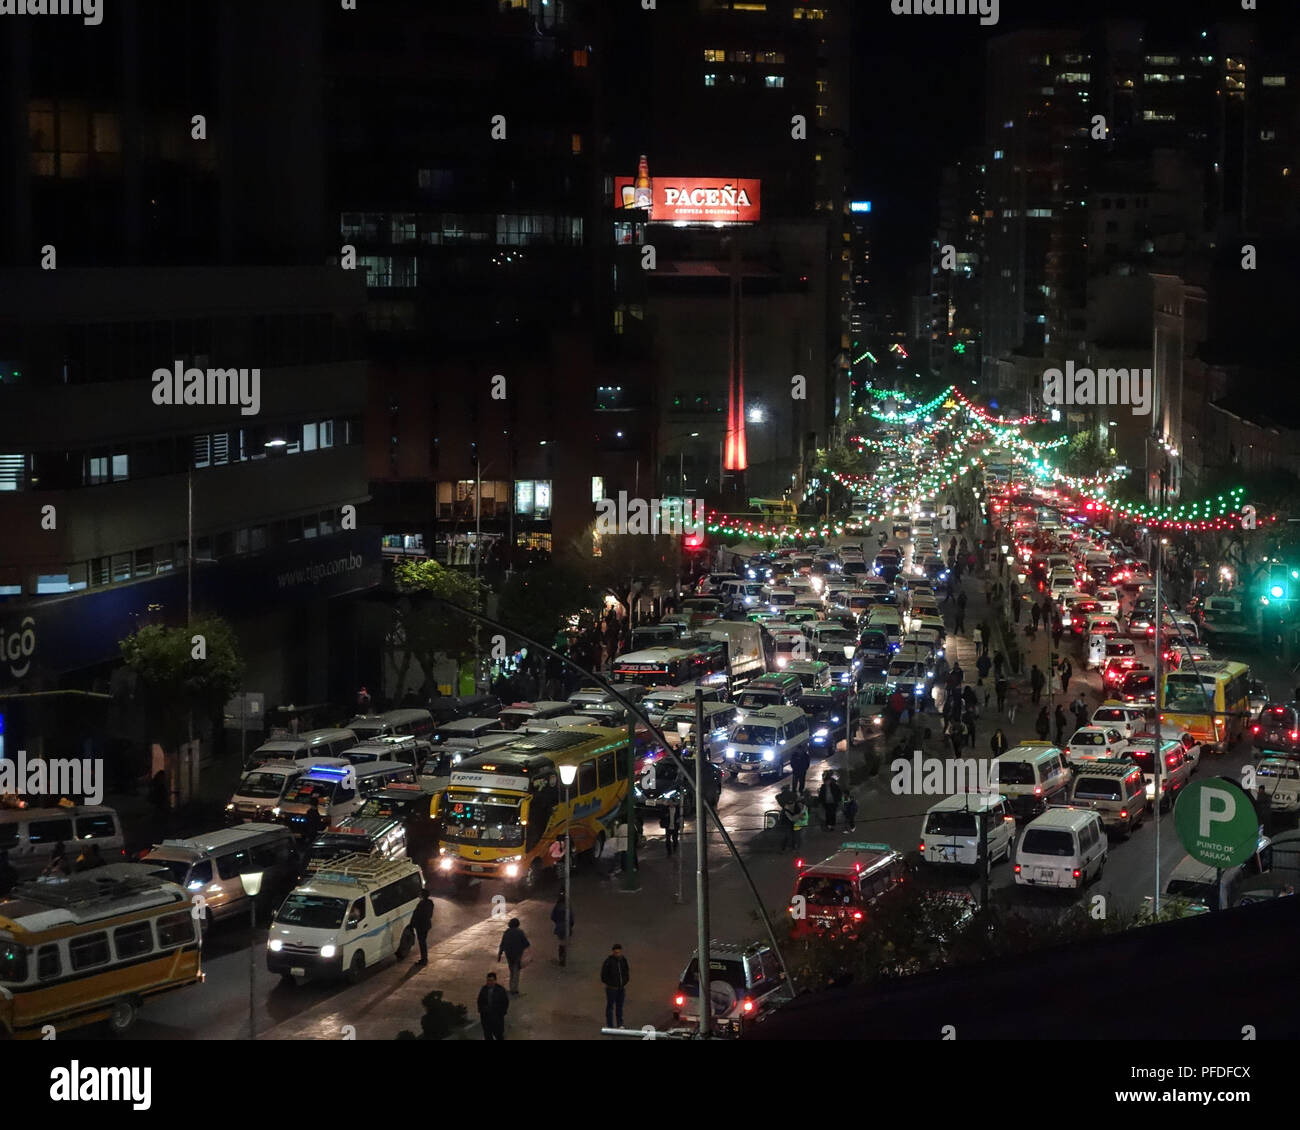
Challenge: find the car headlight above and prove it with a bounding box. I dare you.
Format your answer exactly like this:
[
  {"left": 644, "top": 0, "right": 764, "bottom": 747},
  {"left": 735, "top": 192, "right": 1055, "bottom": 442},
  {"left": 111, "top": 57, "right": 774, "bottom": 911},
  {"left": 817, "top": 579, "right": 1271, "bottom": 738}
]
[
  {"left": 439, "top": 857, "right": 454, "bottom": 871},
  {"left": 725, "top": 748, "right": 736, "bottom": 759},
  {"left": 268, "top": 938, "right": 283, "bottom": 952},
  {"left": 815, "top": 728, "right": 829, "bottom": 738},
  {"left": 225, "top": 803, "right": 235, "bottom": 811},
  {"left": 320, "top": 944, "right": 337, "bottom": 959},
  {"left": 762, "top": 749, "right": 775, "bottom": 761},
  {"left": 271, "top": 806, "right": 281, "bottom": 816},
  {"left": 831, "top": 715, "right": 841, "bottom": 723}
]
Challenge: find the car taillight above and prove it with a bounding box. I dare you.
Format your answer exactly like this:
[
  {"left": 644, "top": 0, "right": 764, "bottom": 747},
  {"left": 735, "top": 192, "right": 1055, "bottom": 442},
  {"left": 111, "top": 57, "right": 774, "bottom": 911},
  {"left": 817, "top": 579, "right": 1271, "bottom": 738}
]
[
  {"left": 742, "top": 998, "right": 755, "bottom": 1013},
  {"left": 1013, "top": 864, "right": 1021, "bottom": 873},
  {"left": 918, "top": 842, "right": 926, "bottom": 853},
  {"left": 1034, "top": 786, "right": 1042, "bottom": 795},
  {"left": 1119, "top": 810, "right": 1128, "bottom": 819},
  {"left": 794, "top": 858, "right": 804, "bottom": 869},
  {"left": 1252, "top": 725, "right": 1261, "bottom": 734},
  {"left": 674, "top": 994, "right": 685, "bottom": 1007},
  {"left": 1290, "top": 731, "right": 1299, "bottom": 742},
  {"left": 852, "top": 910, "right": 863, "bottom": 920},
  {"left": 1072, "top": 869, "right": 1081, "bottom": 879}
]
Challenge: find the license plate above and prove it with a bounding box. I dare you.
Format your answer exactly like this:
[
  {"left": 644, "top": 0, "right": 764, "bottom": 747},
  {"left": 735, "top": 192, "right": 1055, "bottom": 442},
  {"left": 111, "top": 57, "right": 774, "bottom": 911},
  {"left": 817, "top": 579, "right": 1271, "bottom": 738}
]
[
  {"left": 291, "top": 967, "right": 306, "bottom": 977},
  {"left": 941, "top": 847, "right": 956, "bottom": 860},
  {"left": 470, "top": 865, "right": 487, "bottom": 873},
  {"left": 1036, "top": 868, "right": 1055, "bottom": 881}
]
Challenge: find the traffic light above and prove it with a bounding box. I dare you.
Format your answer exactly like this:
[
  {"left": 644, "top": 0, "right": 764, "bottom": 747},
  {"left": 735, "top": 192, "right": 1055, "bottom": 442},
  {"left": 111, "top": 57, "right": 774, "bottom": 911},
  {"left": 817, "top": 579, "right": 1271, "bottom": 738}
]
[{"left": 1264, "top": 562, "right": 1292, "bottom": 603}]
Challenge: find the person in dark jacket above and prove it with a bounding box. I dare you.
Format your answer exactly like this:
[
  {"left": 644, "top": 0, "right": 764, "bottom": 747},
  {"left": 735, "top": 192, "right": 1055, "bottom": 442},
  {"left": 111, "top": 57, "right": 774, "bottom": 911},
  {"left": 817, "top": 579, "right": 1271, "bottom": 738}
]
[
  {"left": 600, "top": 943, "right": 631, "bottom": 1028},
  {"left": 300, "top": 800, "right": 323, "bottom": 845},
  {"left": 990, "top": 728, "right": 1009, "bottom": 757},
  {"left": 410, "top": 888, "right": 434, "bottom": 965},
  {"left": 551, "top": 893, "right": 574, "bottom": 966},
  {"left": 497, "top": 917, "right": 531, "bottom": 995},
  {"left": 790, "top": 744, "right": 811, "bottom": 794},
  {"left": 1054, "top": 704, "right": 1069, "bottom": 747},
  {"left": 1060, "top": 658, "right": 1073, "bottom": 694},
  {"left": 477, "top": 971, "right": 510, "bottom": 1040},
  {"left": 1030, "top": 664, "right": 1045, "bottom": 704},
  {"left": 994, "top": 674, "right": 1009, "bottom": 714},
  {"left": 1035, "top": 706, "right": 1051, "bottom": 741},
  {"left": 817, "top": 772, "right": 842, "bottom": 830},
  {"left": 660, "top": 801, "right": 681, "bottom": 857},
  {"left": 976, "top": 652, "right": 992, "bottom": 685}
]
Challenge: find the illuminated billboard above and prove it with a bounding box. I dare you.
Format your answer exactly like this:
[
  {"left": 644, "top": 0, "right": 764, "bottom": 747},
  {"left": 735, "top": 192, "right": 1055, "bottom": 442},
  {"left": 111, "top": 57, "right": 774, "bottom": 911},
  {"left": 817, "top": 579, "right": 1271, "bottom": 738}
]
[{"left": 614, "top": 156, "right": 760, "bottom": 224}]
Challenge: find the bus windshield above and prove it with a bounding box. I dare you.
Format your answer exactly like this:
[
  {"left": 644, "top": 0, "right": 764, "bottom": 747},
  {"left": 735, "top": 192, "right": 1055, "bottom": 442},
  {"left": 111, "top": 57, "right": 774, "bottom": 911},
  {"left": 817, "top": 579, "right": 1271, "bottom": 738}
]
[
  {"left": 1165, "top": 674, "right": 1214, "bottom": 710},
  {"left": 796, "top": 876, "right": 857, "bottom": 905},
  {"left": 275, "top": 893, "right": 349, "bottom": 929},
  {"left": 441, "top": 796, "right": 525, "bottom": 847},
  {"left": 732, "top": 724, "right": 779, "bottom": 745}
]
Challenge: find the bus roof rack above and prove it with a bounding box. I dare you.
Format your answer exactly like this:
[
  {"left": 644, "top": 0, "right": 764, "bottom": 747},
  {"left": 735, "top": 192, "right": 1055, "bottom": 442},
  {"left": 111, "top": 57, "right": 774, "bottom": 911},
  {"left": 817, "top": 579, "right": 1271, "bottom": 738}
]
[
  {"left": 305, "top": 853, "right": 419, "bottom": 887},
  {"left": 9, "top": 871, "right": 173, "bottom": 910}
]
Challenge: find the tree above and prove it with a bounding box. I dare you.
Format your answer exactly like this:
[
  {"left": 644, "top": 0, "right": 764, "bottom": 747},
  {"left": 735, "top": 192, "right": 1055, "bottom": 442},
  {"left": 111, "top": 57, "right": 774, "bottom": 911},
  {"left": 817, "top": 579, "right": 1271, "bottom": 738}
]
[
  {"left": 119, "top": 617, "right": 244, "bottom": 801},
  {"left": 496, "top": 562, "right": 594, "bottom": 648},
  {"left": 387, "top": 559, "right": 483, "bottom": 700},
  {"left": 563, "top": 530, "right": 679, "bottom": 619},
  {"left": 1062, "top": 430, "right": 1114, "bottom": 477}
]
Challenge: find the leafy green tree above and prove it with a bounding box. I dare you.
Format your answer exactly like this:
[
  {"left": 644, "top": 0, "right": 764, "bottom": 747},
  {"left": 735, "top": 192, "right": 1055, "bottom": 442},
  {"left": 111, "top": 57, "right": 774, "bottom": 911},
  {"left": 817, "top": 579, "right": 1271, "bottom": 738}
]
[
  {"left": 563, "top": 530, "right": 679, "bottom": 620},
  {"left": 119, "top": 617, "right": 244, "bottom": 796},
  {"left": 1062, "top": 430, "right": 1114, "bottom": 477},
  {"left": 387, "top": 559, "right": 483, "bottom": 699}
]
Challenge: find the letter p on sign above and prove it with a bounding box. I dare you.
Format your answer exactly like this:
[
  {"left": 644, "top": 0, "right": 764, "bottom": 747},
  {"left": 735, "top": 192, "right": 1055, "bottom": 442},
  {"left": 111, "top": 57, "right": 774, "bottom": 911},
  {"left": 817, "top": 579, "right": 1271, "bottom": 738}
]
[{"left": 1199, "top": 786, "right": 1235, "bottom": 838}]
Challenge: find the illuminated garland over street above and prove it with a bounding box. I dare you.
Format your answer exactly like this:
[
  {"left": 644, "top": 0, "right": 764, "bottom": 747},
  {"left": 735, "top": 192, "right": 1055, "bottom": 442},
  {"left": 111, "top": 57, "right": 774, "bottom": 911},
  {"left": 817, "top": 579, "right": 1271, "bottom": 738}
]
[
  {"left": 1077, "top": 486, "right": 1275, "bottom": 531},
  {"left": 866, "top": 387, "right": 954, "bottom": 423}
]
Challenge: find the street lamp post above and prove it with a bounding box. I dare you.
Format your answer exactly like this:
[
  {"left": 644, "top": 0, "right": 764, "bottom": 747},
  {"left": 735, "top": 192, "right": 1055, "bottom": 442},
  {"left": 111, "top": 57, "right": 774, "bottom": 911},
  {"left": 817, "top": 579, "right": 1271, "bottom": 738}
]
[
  {"left": 243, "top": 870, "right": 264, "bottom": 1041},
  {"left": 558, "top": 763, "right": 577, "bottom": 967}
]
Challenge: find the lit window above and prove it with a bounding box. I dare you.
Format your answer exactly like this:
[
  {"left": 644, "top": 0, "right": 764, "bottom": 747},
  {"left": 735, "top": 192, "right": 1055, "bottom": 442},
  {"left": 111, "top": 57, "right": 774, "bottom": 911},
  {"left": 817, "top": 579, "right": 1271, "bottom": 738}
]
[
  {"left": 1262, "top": 75, "right": 1287, "bottom": 87},
  {"left": 993, "top": 149, "right": 1004, "bottom": 159},
  {"left": 764, "top": 75, "right": 785, "bottom": 89},
  {"left": 704, "top": 49, "right": 726, "bottom": 63},
  {"left": 704, "top": 73, "right": 718, "bottom": 87},
  {"left": 572, "top": 49, "right": 588, "bottom": 68},
  {"left": 572, "top": 133, "right": 582, "bottom": 154}
]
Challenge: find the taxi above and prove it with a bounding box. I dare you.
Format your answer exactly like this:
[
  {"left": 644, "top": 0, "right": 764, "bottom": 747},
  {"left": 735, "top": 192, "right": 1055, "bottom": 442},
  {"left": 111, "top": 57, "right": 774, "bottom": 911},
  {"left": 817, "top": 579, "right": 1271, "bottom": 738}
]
[{"left": 1065, "top": 725, "right": 1126, "bottom": 764}]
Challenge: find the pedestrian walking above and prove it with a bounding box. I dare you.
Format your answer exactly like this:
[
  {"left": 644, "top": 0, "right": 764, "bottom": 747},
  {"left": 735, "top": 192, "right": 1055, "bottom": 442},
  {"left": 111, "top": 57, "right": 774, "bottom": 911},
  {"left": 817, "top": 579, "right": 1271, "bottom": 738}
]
[
  {"left": 497, "top": 918, "right": 531, "bottom": 995},
  {"left": 955, "top": 606, "right": 966, "bottom": 634},
  {"left": 1060, "top": 658, "right": 1073, "bottom": 694},
  {"left": 947, "top": 719, "right": 965, "bottom": 757},
  {"left": 300, "top": 798, "right": 323, "bottom": 845},
  {"left": 1054, "top": 705, "right": 1068, "bottom": 747},
  {"left": 660, "top": 800, "right": 681, "bottom": 857},
  {"left": 995, "top": 674, "right": 1009, "bottom": 713},
  {"left": 1012, "top": 597, "right": 1022, "bottom": 625},
  {"left": 818, "top": 772, "right": 842, "bottom": 830},
  {"left": 962, "top": 684, "right": 978, "bottom": 712},
  {"left": 962, "top": 706, "right": 978, "bottom": 746},
  {"left": 356, "top": 685, "right": 372, "bottom": 712},
  {"left": 1030, "top": 664, "right": 1045, "bottom": 704},
  {"left": 777, "top": 793, "right": 799, "bottom": 851},
  {"left": 1035, "top": 706, "right": 1051, "bottom": 741},
  {"left": 993, "top": 651, "right": 1006, "bottom": 677},
  {"left": 976, "top": 652, "right": 991, "bottom": 685},
  {"left": 550, "top": 893, "right": 574, "bottom": 966},
  {"left": 790, "top": 744, "right": 811, "bottom": 795},
  {"left": 1072, "top": 694, "right": 1089, "bottom": 732},
  {"left": 600, "top": 944, "right": 631, "bottom": 1029},
  {"left": 477, "top": 971, "right": 510, "bottom": 1040},
  {"left": 1030, "top": 603, "right": 1041, "bottom": 631},
  {"left": 1052, "top": 619, "right": 1064, "bottom": 648},
  {"left": 972, "top": 624, "right": 984, "bottom": 658},
  {"left": 951, "top": 661, "right": 965, "bottom": 686},
  {"left": 842, "top": 790, "right": 858, "bottom": 833},
  {"left": 608, "top": 820, "right": 628, "bottom": 877},
  {"left": 990, "top": 728, "right": 1009, "bottom": 757},
  {"left": 410, "top": 887, "right": 434, "bottom": 965}
]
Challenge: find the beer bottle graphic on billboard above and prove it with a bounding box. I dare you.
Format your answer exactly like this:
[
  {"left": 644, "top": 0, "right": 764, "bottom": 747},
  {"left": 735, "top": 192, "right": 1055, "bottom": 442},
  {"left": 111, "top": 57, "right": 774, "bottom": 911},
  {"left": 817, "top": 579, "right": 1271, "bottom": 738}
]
[{"left": 633, "top": 154, "right": 653, "bottom": 211}]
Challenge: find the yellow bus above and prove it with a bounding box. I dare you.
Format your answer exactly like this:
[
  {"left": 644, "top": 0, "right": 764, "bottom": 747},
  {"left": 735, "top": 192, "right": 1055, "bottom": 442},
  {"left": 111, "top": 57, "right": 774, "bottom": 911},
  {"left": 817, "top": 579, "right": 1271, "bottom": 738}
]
[
  {"left": 1160, "top": 659, "right": 1252, "bottom": 751},
  {"left": 750, "top": 497, "right": 798, "bottom": 522},
  {"left": 0, "top": 865, "right": 203, "bottom": 1038},
  {"left": 434, "top": 726, "right": 631, "bottom": 893}
]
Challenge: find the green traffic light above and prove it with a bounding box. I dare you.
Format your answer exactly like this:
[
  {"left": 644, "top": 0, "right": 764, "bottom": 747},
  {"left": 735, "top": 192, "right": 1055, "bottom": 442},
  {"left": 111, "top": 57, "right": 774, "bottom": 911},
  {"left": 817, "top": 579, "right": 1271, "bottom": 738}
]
[{"left": 1270, "top": 584, "right": 1286, "bottom": 600}]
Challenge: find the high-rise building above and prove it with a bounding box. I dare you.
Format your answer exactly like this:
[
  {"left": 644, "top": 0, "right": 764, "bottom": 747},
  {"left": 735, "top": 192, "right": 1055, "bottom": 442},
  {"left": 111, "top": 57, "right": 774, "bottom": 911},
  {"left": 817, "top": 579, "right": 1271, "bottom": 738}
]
[{"left": 0, "top": 2, "right": 373, "bottom": 756}]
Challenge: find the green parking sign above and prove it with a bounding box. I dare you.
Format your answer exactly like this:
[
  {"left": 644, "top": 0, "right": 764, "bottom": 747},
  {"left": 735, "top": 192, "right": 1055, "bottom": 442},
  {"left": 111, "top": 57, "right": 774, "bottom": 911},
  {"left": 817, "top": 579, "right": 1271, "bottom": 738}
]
[{"left": 1173, "top": 779, "right": 1259, "bottom": 869}]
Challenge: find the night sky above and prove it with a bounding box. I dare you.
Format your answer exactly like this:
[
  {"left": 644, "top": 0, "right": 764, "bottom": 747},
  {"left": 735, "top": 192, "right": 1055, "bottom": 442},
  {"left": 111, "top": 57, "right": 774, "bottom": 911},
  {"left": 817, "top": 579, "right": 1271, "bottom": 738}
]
[{"left": 850, "top": 0, "right": 1288, "bottom": 319}]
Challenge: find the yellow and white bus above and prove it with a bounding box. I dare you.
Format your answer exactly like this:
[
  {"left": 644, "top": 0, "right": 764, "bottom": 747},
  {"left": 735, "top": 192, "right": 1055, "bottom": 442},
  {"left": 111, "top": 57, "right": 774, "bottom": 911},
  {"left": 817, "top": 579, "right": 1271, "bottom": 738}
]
[
  {"left": 0, "top": 866, "right": 203, "bottom": 1038},
  {"left": 1160, "top": 659, "right": 1252, "bottom": 751},
  {"left": 435, "top": 726, "right": 631, "bottom": 892}
]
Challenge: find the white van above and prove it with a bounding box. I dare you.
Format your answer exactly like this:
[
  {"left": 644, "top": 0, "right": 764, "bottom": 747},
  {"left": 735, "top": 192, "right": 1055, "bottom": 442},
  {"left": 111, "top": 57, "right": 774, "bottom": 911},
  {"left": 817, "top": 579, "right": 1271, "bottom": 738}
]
[
  {"left": 266, "top": 855, "right": 426, "bottom": 984},
  {"left": 661, "top": 701, "right": 741, "bottom": 758},
  {"left": 1048, "top": 569, "right": 1078, "bottom": 596},
  {"left": 245, "top": 728, "right": 359, "bottom": 771},
  {"left": 1159, "top": 835, "right": 1273, "bottom": 913},
  {"left": 919, "top": 793, "right": 1016, "bottom": 867},
  {"left": 142, "top": 823, "right": 302, "bottom": 926},
  {"left": 0, "top": 805, "right": 126, "bottom": 879},
  {"left": 723, "top": 706, "right": 810, "bottom": 782},
  {"left": 226, "top": 758, "right": 346, "bottom": 824},
  {"left": 275, "top": 763, "right": 363, "bottom": 830},
  {"left": 1013, "top": 806, "right": 1107, "bottom": 890},
  {"left": 991, "top": 743, "right": 1071, "bottom": 821}
]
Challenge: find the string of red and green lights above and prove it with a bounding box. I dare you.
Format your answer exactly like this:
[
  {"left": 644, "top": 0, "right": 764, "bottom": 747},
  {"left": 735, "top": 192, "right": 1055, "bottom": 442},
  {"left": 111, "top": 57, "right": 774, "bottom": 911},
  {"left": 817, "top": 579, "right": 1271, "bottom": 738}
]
[{"left": 705, "top": 388, "right": 1273, "bottom": 540}]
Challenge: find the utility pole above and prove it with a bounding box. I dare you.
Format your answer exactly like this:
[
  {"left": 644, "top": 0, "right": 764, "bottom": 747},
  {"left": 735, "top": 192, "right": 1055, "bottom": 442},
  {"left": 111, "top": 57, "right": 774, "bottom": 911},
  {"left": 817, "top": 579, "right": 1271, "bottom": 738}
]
[
  {"left": 1153, "top": 535, "right": 1164, "bottom": 916},
  {"left": 694, "top": 686, "right": 711, "bottom": 1038}
]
